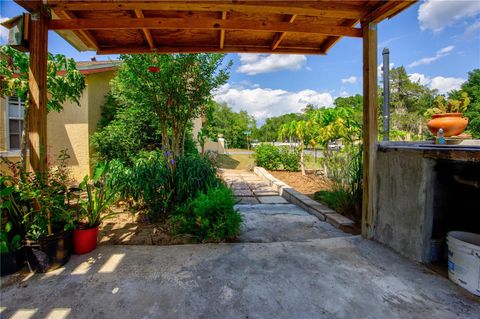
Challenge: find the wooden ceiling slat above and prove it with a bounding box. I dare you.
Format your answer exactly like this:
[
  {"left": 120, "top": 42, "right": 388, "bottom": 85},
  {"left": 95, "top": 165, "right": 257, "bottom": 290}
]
[
  {"left": 46, "top": 1, "right": 368, "bottom": 19},
  {"left": 134, "top": 9, "right": 156, "bottom": 49},
  {"left": 271, "top": 15, "right": 296, "bottom": 51},
  {"left": 48, "top": 18, "right": 363, "bottom": 38}
]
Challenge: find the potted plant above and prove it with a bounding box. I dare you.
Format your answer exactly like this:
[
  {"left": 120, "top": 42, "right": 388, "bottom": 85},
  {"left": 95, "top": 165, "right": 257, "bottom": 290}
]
[
  {"left": 426, "top": 93, "right": 470, "bottom": 137},
  {"left": 2, "top": 152, "right": 77, "bottom": 273},
  {"left": 1, "top": 175, "right": 26, "bottom": 276},
  {"left": 0, "top": 221, "right": 24, "bottom": 276},
  {"left": 73, "top": 164, "right": 117, "bottom": 255}
]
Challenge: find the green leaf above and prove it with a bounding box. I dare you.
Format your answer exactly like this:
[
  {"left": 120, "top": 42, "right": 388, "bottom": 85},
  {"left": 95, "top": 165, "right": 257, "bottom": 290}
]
[
  {"left": 0, "top": 242, "right": 9, "bottom": 254},
  {"left": 5, "top": 222, "right": 12, "bottom": 233},
  {"left": 0, "top": 186, "right": 14, "bottom": 197}
]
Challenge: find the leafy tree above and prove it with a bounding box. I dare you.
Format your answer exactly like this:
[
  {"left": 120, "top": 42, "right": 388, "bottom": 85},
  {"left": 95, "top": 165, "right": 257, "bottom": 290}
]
[
  {"left": 387, "top": 66, "right": 436, "bottom": 139},
  {"left": 109, "top": 53, "right": 231, "bottom": 157},
  {"left": 449, "top": 69, "right": 480, "bottom": 138},
  {"left": 256, "top": 112, "right": 305, "bottom": 142},
  {"left": 0, "top": 46, "right": 85, "bottom": 169},
  {"left": 205, "top": 101, "right": 256, "bottom": 148}
]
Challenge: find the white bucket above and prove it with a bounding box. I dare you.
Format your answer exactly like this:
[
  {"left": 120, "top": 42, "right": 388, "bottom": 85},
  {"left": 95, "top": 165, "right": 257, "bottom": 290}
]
[{"left": 446, "top": 231, "right": 480, "bottom": 296}]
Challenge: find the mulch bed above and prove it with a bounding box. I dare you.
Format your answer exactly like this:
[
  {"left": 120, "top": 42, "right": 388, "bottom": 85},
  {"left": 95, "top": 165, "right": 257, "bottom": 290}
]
[
  {"left": 98, "top": 205, "right": 194, "bottom": 246},
  {"left": 268, "top": 170, "right": 331, "bottom": 198}
]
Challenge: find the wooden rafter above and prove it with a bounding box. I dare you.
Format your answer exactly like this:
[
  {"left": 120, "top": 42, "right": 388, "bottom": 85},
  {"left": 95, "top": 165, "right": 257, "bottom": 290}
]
[
  {"left": 319, "top": 18, "right": 359, "bottom": 53},
  {"left": 56, "top": 10, "right": 99, "bottom": 51},
  {"left": 49, "top": 18, "right": 363, "bottom": 38},
  {"left": 271, "top": 15, "right": 296, "bottom": 51},
  {"left": 46, "top": 1, "right": 368, "bottom": 19},
  {"left": 219, "top": 11, "right": 227, "bottom": 49},
  {"left": 134, "top": 9, "right": 155, "bottom": 49}
]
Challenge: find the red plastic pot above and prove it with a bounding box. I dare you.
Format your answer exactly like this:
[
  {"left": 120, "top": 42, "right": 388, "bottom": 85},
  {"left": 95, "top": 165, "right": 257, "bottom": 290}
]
[{"left": 73, "top": 227, "right": 99, "bottom": 255}]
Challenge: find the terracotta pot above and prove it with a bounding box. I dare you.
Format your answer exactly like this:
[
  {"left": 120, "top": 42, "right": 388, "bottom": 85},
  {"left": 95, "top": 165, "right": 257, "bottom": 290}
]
[
  {"left": 427, "top": 113, "right": 468, "bottom": 137},
  {"left": 73, "top": 227, "right": 99, "bottom": 255}
]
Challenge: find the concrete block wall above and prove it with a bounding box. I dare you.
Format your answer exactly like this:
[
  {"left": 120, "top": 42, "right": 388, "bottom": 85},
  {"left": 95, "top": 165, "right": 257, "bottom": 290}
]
[{"left": 373, "top": 149, "right": 436, "bottom": 262}]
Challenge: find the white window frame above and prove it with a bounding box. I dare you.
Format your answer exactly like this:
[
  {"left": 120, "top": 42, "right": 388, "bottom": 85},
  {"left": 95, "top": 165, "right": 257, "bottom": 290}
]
[{"left": 5, "top": 96, "right": 26, "bottom": 155}]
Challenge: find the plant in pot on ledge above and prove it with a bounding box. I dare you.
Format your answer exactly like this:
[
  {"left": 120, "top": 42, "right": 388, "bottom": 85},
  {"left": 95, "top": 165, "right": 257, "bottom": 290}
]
[
  {"left": 426, "top": 92, "right": 470, "bottom": 137},
  {"left": 74, "top": 164, "right": 117, "bottom": 255}
]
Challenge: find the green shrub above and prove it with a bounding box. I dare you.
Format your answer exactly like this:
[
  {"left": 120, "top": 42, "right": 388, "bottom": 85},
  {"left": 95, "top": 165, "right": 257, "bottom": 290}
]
[
  {"left": 279, "top": 147, "right": 300, "bottom": 171},
  {"left": 253, "top": 144, "right": 281, "bottom": 170},
  {"left": 174, "top": 154, "right": 220, "bottom": 203},
  {"left": 106, "top": 151, "right": 220, "bottom": 221},
  {"left": 171, "top": 186, "right": 241, "bottom": 242},
  {"left": 107, "top": 151, "right": 172, "bottom": 220},
  {"left": 91, "top": 107, "right": 162, "bottom": 163}
]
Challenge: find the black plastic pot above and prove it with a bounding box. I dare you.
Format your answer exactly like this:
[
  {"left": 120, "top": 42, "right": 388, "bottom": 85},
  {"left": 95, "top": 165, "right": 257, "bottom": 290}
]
[
  {"left": 1, "top": 246, "right": 25, "bottom": 276},
  {"left": 25, "top": 230, "right": 73, "bottom": 273}
]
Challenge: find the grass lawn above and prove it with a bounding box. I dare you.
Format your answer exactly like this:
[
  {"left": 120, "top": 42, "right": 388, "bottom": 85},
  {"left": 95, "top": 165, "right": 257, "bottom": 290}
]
[{"left": 217, "top": 153, "right": 255, "bottom": 170}]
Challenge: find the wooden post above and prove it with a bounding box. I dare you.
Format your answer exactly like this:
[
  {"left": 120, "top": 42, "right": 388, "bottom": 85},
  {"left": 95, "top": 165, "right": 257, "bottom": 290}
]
[
  {"left": 28, "top": 12, "right": 48, "bottom": 175},
  {"left": 361, "top": 21, "right": 378, "bottom": 238}
]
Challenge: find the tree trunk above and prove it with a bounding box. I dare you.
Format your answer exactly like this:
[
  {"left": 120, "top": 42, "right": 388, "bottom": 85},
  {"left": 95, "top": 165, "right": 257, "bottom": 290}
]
[{"left": 300, "top": 144, "right": 306, "bottom": 176}]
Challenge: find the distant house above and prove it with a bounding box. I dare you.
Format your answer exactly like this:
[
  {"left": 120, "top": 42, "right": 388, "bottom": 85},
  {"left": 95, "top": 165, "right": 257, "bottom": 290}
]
[{"left": 0, "top": 60, "right": 204, "bottom": 181}]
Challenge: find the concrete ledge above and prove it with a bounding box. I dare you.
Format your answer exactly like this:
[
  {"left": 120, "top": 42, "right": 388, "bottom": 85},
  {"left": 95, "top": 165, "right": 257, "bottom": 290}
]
[{"left": 253, "top": 166, "right": 355, "bottom": 230}]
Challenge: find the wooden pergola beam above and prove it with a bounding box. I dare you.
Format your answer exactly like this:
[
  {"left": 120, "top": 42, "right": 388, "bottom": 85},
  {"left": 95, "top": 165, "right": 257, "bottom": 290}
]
[
  {"left": 361, "top": 20, "right": 378, "bottom": 238},
  {"left": 271, "top": 15, "right": 296, "bottom": 51},
  {"left": 46, "top": 1, "right": 367, "bottom": 19},
  {"left": 28, "top": 12, "right": 49, "bottom": 175},
  {"left": 97, "top": 46, "right": 327, "bottom": 55},
  {"left": 363, "top": 0, "right": 416, "bottom": 23},
  {"left": 134, "top": 9, "right": 156, "bottom": 49},
  {"left": 49, "top": 18, "right": 363, "bottom": 38},
  {"left": 219, "top": 11, "right": 227, "bottom": 49}
]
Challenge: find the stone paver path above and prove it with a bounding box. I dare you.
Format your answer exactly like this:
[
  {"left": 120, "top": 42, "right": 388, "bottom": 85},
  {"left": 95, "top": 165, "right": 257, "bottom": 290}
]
[{"left": 220, "top": 169, "right": 349, "bottom": 243}]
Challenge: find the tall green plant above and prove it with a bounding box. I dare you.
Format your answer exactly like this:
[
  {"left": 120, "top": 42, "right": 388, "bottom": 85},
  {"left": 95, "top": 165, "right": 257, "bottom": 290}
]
[{"left": 78, "top": 164, "right": 117, "bottom": 228}]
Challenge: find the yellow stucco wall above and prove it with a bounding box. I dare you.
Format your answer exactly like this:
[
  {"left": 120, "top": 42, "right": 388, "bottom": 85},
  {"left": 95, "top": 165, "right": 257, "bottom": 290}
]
[{"left": 0, "top": 71, "right": 114, "bottom": 181}]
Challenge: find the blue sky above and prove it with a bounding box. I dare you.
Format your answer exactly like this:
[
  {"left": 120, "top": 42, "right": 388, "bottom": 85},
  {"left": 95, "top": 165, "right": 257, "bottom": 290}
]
[{"left": 1, "top": 0, "right": 479, "bottom": 123}]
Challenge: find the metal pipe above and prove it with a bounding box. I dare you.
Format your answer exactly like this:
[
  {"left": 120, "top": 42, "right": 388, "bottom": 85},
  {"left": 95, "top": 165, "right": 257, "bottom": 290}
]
[{"left": 382, "top": 47, "right": 390, "bottom": 141}]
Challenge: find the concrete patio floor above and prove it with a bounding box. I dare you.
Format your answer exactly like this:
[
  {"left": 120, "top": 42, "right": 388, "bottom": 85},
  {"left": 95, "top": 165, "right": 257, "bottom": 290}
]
[{"left": 1, "top": 236, "right": 479, "bottom": 319}]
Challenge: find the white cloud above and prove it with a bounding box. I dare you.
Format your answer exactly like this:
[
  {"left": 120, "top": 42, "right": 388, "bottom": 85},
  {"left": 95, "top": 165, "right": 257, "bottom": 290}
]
[
  {"left": 0, "top": 16, "right": 10, "bottom": 45},
  {"left": 408, "top": 73, "right": 431, "bottom": 86},
  {"left": 407, "top": 73, "right": 465, "bottom": 94},
  {"left": 408, "top": 45, "right": 454, "bottom": 68},
  {"left": 378, "top": 63, "right": 395, "bottom": 76},
  {"left": 213, "top": 83, "right": 334, "bottom": 122},
  {"left": 237, "top": 54, "right": 307, "bottom": 75},
  {"left": 418, "top": 0, "right": 480, "bottom": 32},
  {"left": 430, "top": 76, "right": 465, "bottom": 94},
  {"left": 341, "top": 76, "right": 358, "bottom": 84}
]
